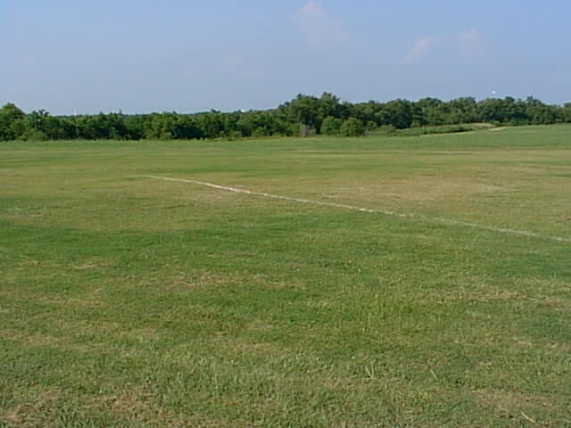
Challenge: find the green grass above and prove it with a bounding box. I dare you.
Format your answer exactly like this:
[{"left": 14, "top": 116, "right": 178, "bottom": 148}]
[{"left": 1, "top": 125, "right": 570, "bottom": 426}]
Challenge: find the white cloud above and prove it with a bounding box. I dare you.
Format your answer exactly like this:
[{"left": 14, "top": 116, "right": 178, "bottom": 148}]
[
  {"left": 296, "top": 1, "right": 348, "bottom": 48},
  {"left": 458, "top": 29, "right": 485, "bottom": 61},
  {"left": 403, "top": 36, "right": 439, "bottom": 64},
  {"left": 300, "top": 0, "right": 324, "bottom": 17},
  {"left": 403, "top": 30, "right": 487, "bottom": 64}
]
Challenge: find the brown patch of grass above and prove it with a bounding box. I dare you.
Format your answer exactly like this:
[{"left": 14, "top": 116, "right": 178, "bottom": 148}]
[
  {"left": 0, "top": 329, "right": 64, "bottom": 348},
  {"left": 91, "top": 388, "right": 227, "bottom": 427},
  {"left": 58, "top": 296, "right": 106, "bottom": 309},
  {"left": 72, "top": 260, "right": 107, "bottom": 271},
  {"left": 212, "top": 336, "right": 281, "bottom": 357},
  {"left": 245, "top": 319, "right": 275, "bottom": 333},
  {"left": 2, "top": 388, "right": 62, "bottom": 428},
  {"left": 162, "top": 271, "right": 240, "bottom": 291},
  {"left": 163, "top": 270, "right": 306, "bottom": 292},
  {"left": 435, "top": 288, "right": 527, "bottom": 304},
  {"left": 95, "top": 389, "right": 167, "bottom": 422},
  {"left": 117, "top": 327, "right": 160, "bottom": 343},
  {"left": 0, "top": 328, "right": 110, "bottom": 355},
  {"left": 346, "top": 177, "right": 508, "bottom": 203},
  {"left": 474, "top": 389, "right": 555, "bottom": 423},
  {"left": 250, "top": 274, "right": 307, "bottom": 290},
  {"left": 432, "top": 279, "right": 570, "bottom": 312},
  {"left": 4, "top": 316, "right": 161, "bottom": 349}
]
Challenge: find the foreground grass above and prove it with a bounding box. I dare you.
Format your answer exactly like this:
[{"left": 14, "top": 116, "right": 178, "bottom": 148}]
[{"left": 1, "top": 125, "right": 570, "bottom": 426}]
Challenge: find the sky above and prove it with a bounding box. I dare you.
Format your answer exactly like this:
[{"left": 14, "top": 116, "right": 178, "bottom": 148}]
[{"left": 1, "top": 1, "right": 570, "bottom": 114}]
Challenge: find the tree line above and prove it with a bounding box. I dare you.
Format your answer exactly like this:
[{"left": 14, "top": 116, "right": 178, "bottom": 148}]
[{"left": 1, "top": 93, "right": 571, "bottom": 141}]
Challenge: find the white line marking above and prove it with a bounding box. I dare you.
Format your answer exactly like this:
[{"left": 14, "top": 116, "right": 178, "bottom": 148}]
[{"left": 145, "top": 176, "right": 570, "bottom": 244}]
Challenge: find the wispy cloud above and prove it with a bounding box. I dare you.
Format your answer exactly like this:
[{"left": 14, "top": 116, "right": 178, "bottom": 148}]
[
  {"left": 458, "top": 29, "right": 485, "bottom": 61},
  {"left": 403, "top": 29, "right": 487, "bottom": 64},
  {"left": 295, "top": 1, "right": 348, "bottom": 48},
  {"left": 403, "top": 36, "right": 439, "bottom": 64}
]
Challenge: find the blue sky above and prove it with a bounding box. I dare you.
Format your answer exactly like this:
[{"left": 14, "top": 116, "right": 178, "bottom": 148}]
[{"left": 1, "top": 1, "right": 570, "bottom": 114}]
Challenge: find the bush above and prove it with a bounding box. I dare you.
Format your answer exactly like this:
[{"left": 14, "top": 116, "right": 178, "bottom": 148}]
[
  {"left": 320, "top": 116, "right": 343, "bottom": 135},
  {"left": 252, "top": 127, "right": 267, "bottom": 138},
  {"left": 376, "top": 125, "right": 397, "bottom": 135},
  {"left": 20, "top": 129, "right": 47, "bottom": 141},
  {"left": 339, "top": 118, "right": 365, "bottom": 137}
]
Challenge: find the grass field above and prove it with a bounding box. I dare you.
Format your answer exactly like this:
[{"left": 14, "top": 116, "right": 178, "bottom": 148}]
[{"left": 1, "top": 125, "right": 570, "bottom": 427}]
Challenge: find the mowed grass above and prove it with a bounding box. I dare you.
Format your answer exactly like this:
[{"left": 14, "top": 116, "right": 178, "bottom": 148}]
[{"left": 1, "top": 125, "right": 570, "bottom": 426}]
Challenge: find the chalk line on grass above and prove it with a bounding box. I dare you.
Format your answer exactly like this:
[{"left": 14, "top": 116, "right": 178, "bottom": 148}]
[{"left": 145, "top": 175, "right": 570, "bottom": 244}]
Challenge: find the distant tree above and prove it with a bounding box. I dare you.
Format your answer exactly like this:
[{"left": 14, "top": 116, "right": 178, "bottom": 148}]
[
  {"left": 416, "top": 98, "right": 445, "bottom": 125},
  {"left": 321, "top": 116, "right": 343, "bottom": 135},
  {"left": 195, "top": 111, "right": 225, "bottom": 139},
  {"left": 384, "top": 99, "right": 414, "bottom": 129},
  {"left": 479, "top": 98, "right": 508, "bottom": 123},
  {"left": 339, "top": 118, "right": 365, "bottom": 137},
  {"left": 281, "top": 94, "right": 322, "bottom": 135},
  {"left": 73, "top": 113, "right": 128, "bottom": 139},
  {"left": 563, "top": 103, "right": 571, "bottom": 123},
  {"left": 124, "top": 115, "right": 146, "bottom": 140},
  {"left": 144, "top": 113, "right": 173, "bottom": 140},
  {"left": 24, "top": 110, "right": 60, "bottom": 140},
  {"left": 222, "top": 112, "right": 241, "bottom": 137},
  {"left": 252, "top": 127, "right": 267, "bottom": 138},
  {"left": 0, "top": 93, "right": 568, "bottom": 143},
  {"left": 318, "top": 92, "right": 344, "bottom": 120},
  {"left": 352, "top": 101, "right": 379, "bottom": 124},
  {"left": 447, "top": 97, "right": 478, "bottom": 124},
  {"left": 0, "top": 103, "right": 26, "bottom": 140}
]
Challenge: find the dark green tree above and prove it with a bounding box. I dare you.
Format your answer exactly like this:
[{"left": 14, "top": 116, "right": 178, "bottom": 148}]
[{"left": 0, "top": 103, "right": 26, "bottom": 140}]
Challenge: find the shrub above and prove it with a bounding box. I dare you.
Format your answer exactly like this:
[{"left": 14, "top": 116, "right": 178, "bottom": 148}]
[
  {"left": 320, "top": 116, "right": 343, "bottom": 135},
  {"left": 339, "top": 118, "right": 365, "bottom": 137}
]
